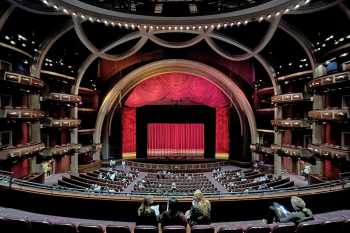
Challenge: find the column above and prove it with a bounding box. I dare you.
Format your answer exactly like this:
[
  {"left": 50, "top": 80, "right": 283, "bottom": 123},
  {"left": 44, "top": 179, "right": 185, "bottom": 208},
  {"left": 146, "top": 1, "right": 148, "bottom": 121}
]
[{"left": 311, "top": 95, "right": 324, "bottom": 176}]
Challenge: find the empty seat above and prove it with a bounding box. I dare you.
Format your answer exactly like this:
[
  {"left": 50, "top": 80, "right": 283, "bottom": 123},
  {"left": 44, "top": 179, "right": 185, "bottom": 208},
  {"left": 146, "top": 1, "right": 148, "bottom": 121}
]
[
  {"left": 296, "top": 221, "right": 323, "bottom": 233},
  {"left": 106, "top": 225, "right": 131, "bottom": 233},
  {"left": 52, "top": 222, "right": 77, "bottom": 233},
  {"left": 163, "top": 225, "right": 186, "bottom": 233},
  {"left": 322, "top": 218, "right": 345, "bottom": 233},
  {"left": 217, "top": 226, "right": 244, "bottom": 233},
  {"left": 5, "top": 217, "right": 31, "bottom": 233},
  {"left": 78, "top": 224, "right": 104, "bottom": 233},
  {"left": 30, "top": 220, "right": 52, "bottom": 233},
  {"left": 271, "top": 223, "right": 296, "bottom": 233},
  {"left": 246, "top": 225, "right": 271, "bottom": 233},
  {"left": 191, "top": 225, "right": 215, "bottom": 233},
  {"left": 134, "top": 225, "right": 158, "bottom": 233}
]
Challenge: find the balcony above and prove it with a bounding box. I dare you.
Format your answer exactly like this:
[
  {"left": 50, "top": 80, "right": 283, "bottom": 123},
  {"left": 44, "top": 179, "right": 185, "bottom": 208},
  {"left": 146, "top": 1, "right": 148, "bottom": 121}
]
[
  {"left": 271, "top": 119, "right": 310, "bottom": 129},
  {"left": 271, "top": 144, "right": 311, "bottom": 158},
  {"left": 250, "top": 144, "right": 273, "bottom": 154},
  {"left": 0, "top": 71, "right": 44, "bottom": 88},
  {"left": 78, "top": 128, "right": 95, "bottom": 135},
  {"left": 256, "top": 87, "right": 274, "bottom": 96},
  {"left": 256, "top": 108, "right": 274, "bottom": 114},
  {"left": 276, "top": 71, "right": 313, "bottom": 82},
  {"left": 0, "top": 107, "right": 45, "bottom": 119},
  {"left": 308, "top": 71, "right": 350, "bottom": 90},
  {"left": 43, "top": 93, "right": 82, "bottom": 104},
  {"left": 0, "top": 143, "right": 45, "bottom": 160},
  {"left": 40, "top": 144, "right": 81, "bottom": 158},
  {"left": 271, "top": 93, "right": 306, "bottom": 104},
  {"left": 308, "top": 109, "right": 350, "bottom": 121},
  {"left": 308, "top": 144, "right": 350, "bottom": 160},
  {"left": 43, "top": 118, "right": 81, "bottom": 128}
]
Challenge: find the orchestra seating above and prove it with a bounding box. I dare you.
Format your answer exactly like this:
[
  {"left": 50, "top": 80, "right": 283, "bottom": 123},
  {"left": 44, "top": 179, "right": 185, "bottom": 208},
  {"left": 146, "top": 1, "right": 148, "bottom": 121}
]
[
  {"left": 56, "top": 168, "right": 139, "bottom": 192},
  {"left": 133, "top": 172, "right": 217, "bottom": 194}
]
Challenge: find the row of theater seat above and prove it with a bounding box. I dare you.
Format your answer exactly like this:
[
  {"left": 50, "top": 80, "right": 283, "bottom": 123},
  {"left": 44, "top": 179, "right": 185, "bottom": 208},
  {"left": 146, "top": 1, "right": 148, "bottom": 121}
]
[{"left": 1, "top": 216, "right": 350, "bottom": 233}]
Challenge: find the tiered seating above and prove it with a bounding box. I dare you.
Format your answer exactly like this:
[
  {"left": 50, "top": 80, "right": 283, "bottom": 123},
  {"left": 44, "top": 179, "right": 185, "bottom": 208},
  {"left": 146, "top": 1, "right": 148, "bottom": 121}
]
[
  {"left": 133, "top": 172, "right": 217, "bottom": 194},
  {"left": 57, "top": 168, "right": 139, "bottom": 193},
  {"left": 214, "top": 169, "right": 294, "bottom": 192}
]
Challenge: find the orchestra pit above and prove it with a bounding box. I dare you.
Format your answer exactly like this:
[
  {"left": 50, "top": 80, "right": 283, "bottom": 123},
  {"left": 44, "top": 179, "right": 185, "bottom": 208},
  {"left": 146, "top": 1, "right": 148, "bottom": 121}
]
[{"left": 0, "top": 0, "right": 350, "bottom": 232}]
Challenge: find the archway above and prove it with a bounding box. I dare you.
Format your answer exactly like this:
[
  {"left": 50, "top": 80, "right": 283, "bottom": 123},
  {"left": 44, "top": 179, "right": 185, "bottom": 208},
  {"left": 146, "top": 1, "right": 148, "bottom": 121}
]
[{"left": 94, "top": 59, "right": 257, "bottom": 161}]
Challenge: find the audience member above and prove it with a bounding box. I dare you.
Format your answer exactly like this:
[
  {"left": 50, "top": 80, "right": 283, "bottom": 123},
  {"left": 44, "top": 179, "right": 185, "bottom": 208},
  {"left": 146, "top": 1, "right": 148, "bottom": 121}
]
[
  {"left": 160, "top": 197, "right": 187, "bottom": 228},
  {"left": 186, "top": 190, "right": 211, "bottom": 226},
  {"left": 137, "top": 195, "right": 158, "bottom": 226}
]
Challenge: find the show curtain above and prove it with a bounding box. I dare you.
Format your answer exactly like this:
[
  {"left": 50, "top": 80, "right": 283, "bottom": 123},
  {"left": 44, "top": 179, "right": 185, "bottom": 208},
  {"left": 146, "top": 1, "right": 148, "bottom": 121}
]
[
  {"left": 147, "top": 123, "right": 204, "bottom": 157},
  {"left": 216, "top": 108, "right": 229, "bottom": 153},
  {"left": 121, "top": 108, "right": 136, "bottom": 153}
]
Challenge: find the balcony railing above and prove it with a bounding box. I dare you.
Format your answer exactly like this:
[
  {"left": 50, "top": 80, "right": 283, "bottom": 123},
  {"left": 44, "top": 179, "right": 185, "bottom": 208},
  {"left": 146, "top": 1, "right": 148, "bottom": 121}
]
[
  {"left": 40, "top": 144, "right": 81, "bottom": 158},
  {"left": 43, "top": 118, "right": 81, "bottom": 128},
  {"left": 0, "top": 107, "right": 45, "bottom": 119},
  {"left": 0, "top": 143, "right": 45, "bottom": 160},
  {"left": 1, "top": 71, "right": 44, "bottom": 88},
  {"left": 308, "top": 71, "right": 350, "bottom": 89},
  {"left": 271, "top": 144, "right": 310, "bottom": 158},
  {"left": 43, "top": 93, "right": 82, "bottom": 103},
  {"left": 271, "top": 119, "right": 310, "bottom": 128},
  {"left": 276, "top": 70, "right": 313, "bottom": 82},
  {"left": 271, "top": 93, "right": 306, "bottom": 104},
  {"left": 308, "top": 144, "right": 350, "bottom": 160},
  {"left": 308, "top": 109, "right": 350, "bottom": 121},
  {"left": 250, "top": 144, "right": 273, "bottom": 154},
  {"left": 256, "top": 87, "right": 274, "bottom": 96}
]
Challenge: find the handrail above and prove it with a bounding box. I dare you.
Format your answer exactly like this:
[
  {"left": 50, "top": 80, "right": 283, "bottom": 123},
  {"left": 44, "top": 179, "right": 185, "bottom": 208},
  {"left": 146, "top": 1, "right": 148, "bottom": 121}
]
[{"left": 0, "top": 173, "right": 349, "bottom": 200}]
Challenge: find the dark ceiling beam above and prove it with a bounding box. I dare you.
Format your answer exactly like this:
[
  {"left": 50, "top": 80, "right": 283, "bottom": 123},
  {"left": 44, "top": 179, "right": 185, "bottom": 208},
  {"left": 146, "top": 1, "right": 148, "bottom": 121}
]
[
  {"left": 5, "top": 0, "right": 63, "bottom": 15},
  {"left": 0, "top": 4, "right": 15, "bottom": 32}
]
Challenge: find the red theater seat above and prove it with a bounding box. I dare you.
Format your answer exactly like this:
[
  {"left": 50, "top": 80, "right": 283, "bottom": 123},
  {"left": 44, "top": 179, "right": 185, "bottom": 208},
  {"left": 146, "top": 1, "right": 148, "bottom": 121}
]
[
  {"left": 271, "top": 223, "right": 296, "bottom": 233},
  {"left": 163, "top": 225, "right": 187, "bottom": 233},
  {"left": 134, "top": 225, "right": 158, "bottom": 233},
  {"left": 322, "top": 218, "right": 345, "bottom": 233},
  {"left": 5, "top": 217, "right": 31, "bottom": 233},
  {"left": 217, "top": 226, "right": 244, "bottom": 233},
  {"left": 295, "top": 221, "right": 323, "bottom": 233},
  {"left": 52, "top": 222, "right": 77, "bottom": 233},
  {"left": 78, "top": 224, "right": 104, "bottom": 233},
  {"left": 30, "top": 220, "right": 52, "bottom": 233},
  {"left": 246, "top": 225, "right": 271, "bottom": 233},
  {"left": 191, "top": 225, "right": 215, "bottom": 233},
  {"left": 106, "top": 225, "right": 131, "bottom": 233}
]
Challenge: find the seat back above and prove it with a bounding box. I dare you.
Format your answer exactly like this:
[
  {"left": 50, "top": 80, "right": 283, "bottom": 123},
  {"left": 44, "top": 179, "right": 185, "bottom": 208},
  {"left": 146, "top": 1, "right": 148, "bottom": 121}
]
[
  {"left": 5, "top": 217, "right": 31, "bottom": 233},
  {"left": 191, "top": 225, "right": 215, "bottom": 233},
  {"left": 78, "top": 224, "right": 104, "bottom": 233},
  {"left": 217, "top": 226, "right": 244, "bottom": 233},
  {"left": 344, "top": 219, "right": 350, "bottom": 232},
  {"left": 296, "top": 221, "right": 323, "bottom": 233},
  {"left": 271, "top": 223, "right": 296, "bottom": 233},
  {"left": 106, "top": 225, "right": 131, "bottom": 233},
  {"left": 52, "top": 222, "right": 77, "bottom": 233},
  {"left": 30, "top": 220, "right": 52, "bottom": 233},
  {"left": 322, "top": 219, "right": 345, "bottom": 233},
  {"left": 246, "top": 225, "right": 271, "bottom": 233},
  {"left": 163, "top": 225, "right": 186, "bottom": 233},
  {"left": 134, "top": 225, "right": 158, "bottom": 233}
]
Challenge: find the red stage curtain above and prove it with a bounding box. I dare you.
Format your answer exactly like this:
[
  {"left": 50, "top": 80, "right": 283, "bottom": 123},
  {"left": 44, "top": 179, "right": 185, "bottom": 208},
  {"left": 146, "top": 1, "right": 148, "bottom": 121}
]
[
  {"left": 11, "top": 159, "right": 30, "bottom": 178},
  {"left": 122, "top": 108, "right": 136, "bottom": 153},
  {"left": 147, "top": 123, "right": 204, "bottom": 157}
]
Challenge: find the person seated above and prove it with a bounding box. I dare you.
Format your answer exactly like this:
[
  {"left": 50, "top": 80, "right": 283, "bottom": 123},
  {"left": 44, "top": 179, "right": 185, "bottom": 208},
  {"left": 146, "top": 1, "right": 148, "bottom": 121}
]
[
  {"left": 160, "top": 197, "right": 187, "bottom": 228},
  {"left": 136, "top": 195, "right": 158, "bottom": 226},
  {"left": 186, "top": 190, "right": 211, "bottom": 226},
  {"left": 269, "top": 196, "right": 313, "bottom": 224}
]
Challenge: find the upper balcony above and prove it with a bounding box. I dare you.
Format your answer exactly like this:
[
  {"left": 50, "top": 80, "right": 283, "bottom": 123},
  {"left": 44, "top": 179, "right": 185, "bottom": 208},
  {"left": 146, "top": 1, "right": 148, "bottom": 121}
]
[
  {"left": 276, "top": 71, "right": 313, "bottom": 83},
  {"left": 42, "top": 93, "right": 82, "bottom": 104},
  {"left": 42, "top": 118, "right": 81, "bottom": 128},
  {"left": 271, "top": 93, "right": 308, "bottom": 104},
  {"left": 0, "top": 71, "right": 44, "bottom": 89},
  {"left": 250, "top": 144, "right": 273, "bottom": 155},
  {"left": 308, "top": 144, "right": 350, "bottom": 160},
  {"left": 256, "top": 87, "right": 274, "bottom": 96},
  {"left": 0, "top": 106, "right": 45, "bottom": 120},
  {"left": 271, "top": 144, "right": 311, "bottom": 158},
  {"left": 308, "top": 109, "right": 350, "bottom": 121},
  {"left": 308, "top": 71, "right": 350, "bottom": 91},
  {"left": 0, "top": 143, "right": 45, "bottom": 160},
  {"left": 40, "top": 144, "right": 81, "bottom": 158},
  {"left": 271, "top": 119, "right": 310, "bottom": 129}
]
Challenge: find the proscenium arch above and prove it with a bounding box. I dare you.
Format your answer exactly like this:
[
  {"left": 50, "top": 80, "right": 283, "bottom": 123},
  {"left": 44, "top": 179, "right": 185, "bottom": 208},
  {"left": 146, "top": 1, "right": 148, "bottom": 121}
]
[{"left": 93, "top": 59, "right": 257, "bottom": 160}]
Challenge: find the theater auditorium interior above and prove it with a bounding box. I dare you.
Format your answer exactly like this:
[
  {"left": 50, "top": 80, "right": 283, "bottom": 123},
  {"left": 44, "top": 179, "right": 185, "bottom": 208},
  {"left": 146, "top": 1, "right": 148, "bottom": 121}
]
[{"left": 0, "top": 0, "right": 350, "bottom": 232}]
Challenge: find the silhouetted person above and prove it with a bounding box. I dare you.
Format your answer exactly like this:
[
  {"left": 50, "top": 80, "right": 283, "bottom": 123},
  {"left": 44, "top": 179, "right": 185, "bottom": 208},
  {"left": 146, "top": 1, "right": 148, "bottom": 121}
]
[
  {"left": 136, "top": 195, "right": 158, "bottom": 226},
  {"left": 160, "top": 197, "right": 187, "bottom": 228}
]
